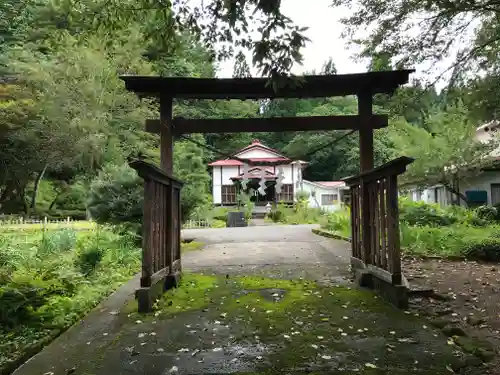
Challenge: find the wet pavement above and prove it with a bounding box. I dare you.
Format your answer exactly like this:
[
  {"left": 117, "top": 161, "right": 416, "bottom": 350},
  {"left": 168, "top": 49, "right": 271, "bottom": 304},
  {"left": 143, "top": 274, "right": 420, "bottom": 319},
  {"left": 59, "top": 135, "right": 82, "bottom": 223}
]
[
  {"left": 12, "top": 225, "right": 479, "bottom": 375},
  {"left": 182, "top": 224, "right": 351, "bottom": 283}
]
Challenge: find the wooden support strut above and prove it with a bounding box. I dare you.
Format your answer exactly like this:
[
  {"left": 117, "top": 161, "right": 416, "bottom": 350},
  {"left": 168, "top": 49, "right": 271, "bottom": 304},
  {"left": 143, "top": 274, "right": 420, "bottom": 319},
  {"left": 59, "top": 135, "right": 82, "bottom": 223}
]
[
  {"left": 358, "top": 93, "right": 374, "bottom": 172},
  {"left": 158, "top": 95, "right": 176, "bottom": 276},
  {"left": 160, "top": 95, "right": 173, "bottom": 174},
  {"left": 357, "top": 92, "right": 374, "bottom": 265}
]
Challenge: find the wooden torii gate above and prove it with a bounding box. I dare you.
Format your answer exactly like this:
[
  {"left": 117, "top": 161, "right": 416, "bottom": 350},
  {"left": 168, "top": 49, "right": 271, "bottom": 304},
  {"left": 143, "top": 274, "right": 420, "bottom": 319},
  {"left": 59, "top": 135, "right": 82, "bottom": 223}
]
[{"left": 121, "top": 70, "right": 414, "bottom": 312}]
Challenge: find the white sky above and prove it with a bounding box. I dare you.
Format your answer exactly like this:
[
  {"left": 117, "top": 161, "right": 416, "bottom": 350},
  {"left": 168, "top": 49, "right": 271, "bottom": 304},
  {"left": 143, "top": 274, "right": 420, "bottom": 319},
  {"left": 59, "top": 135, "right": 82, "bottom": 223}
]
[{"left": 215, "top": 0, "right": 454, "bottom": 90}]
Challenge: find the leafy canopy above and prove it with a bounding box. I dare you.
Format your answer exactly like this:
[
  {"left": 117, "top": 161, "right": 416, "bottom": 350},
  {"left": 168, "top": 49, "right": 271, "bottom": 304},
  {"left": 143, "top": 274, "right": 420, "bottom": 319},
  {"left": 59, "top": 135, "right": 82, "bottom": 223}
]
[{"left": 390, "top": 102, "right": 499, "bottom": 201}]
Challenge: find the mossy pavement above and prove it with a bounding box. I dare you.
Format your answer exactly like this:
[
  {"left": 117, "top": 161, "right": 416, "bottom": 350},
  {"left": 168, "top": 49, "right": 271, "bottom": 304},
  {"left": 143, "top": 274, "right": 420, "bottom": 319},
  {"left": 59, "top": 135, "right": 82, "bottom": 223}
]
[
  {"left": 11, "top": 225, "right": 489, "bottom": 374},
  {"left": 16, "top": 273, "right": 484, "bottom": 375}
]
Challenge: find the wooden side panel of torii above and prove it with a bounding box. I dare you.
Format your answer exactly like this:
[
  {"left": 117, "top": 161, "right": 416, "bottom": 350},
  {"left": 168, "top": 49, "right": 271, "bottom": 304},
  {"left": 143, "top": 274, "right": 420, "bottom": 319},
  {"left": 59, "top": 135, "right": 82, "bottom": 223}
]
[{"left": 122, "top": 70, "right": 415, "bottom": 312}]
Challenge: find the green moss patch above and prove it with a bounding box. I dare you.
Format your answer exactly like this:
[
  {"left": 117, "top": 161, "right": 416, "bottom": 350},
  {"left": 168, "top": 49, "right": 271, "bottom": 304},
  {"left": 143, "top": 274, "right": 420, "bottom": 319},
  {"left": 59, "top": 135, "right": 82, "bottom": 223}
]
[
  {"left": 118, "top": 273, "right": 478, "bottom": 374},
  {"left": 181, "top": 240, "right": 205, "bottom": 253},
  {"left": 453, "top": 336, "right": 495, "bottom": 362},
  {"left": 312, "top": 228, "right": 351, "bottom": 242}
]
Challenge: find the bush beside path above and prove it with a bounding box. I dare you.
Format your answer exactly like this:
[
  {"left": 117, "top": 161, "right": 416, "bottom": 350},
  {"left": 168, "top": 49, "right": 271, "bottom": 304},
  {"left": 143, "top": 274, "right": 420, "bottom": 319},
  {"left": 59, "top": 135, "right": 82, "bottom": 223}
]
[{"left": 0, "top": 227, "right": 205, "bottom": 375}]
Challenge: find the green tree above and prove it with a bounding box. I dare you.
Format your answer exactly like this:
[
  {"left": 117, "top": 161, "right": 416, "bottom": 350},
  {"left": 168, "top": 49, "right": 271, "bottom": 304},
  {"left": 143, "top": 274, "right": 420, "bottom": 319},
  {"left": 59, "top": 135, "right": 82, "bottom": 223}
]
[
  {"left": 87, "top": 163, "right": 143, "bottom": 234},
  {"left": 390, "top": 103, "right": 499, "bottom": 205},
  {"left": 173, "top": 135, "right": 212, "bottom": 219},
  {"left": 331, "top": 0, "right": 500, "bottom": 122},
  {"left": 0, "top": 29, "right": 156, "bottom": 214},
  {"left": 37, "top": 0, "right": 310, "bottom": 79},
  {"left": 87, "top": 136, "right": 211, "bottom": 230},
  {"left": 331, "top": 0, "right": 500, "bottom": 74}
]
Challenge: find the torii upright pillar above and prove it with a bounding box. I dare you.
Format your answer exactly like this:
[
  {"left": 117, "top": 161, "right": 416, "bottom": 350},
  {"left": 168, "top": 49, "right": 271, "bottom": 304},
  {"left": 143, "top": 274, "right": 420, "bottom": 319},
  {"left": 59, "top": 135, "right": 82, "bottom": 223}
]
[
  {"left": 158, "top": 95, "right": 182, "bottom": 282},
  {"left": 357, "top": 92, "right": 374, "bottom": 264}
]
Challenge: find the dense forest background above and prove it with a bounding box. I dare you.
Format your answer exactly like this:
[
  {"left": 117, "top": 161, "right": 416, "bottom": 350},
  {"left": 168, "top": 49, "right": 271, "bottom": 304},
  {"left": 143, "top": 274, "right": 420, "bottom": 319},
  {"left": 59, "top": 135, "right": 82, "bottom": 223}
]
[{"left": 1, "top": 0, "right": 499, "bottom": 220}]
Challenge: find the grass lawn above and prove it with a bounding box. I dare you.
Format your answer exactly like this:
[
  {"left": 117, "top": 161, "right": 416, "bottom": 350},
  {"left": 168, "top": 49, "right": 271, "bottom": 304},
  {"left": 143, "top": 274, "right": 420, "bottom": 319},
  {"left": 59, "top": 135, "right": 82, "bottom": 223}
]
[{"left": 0, "top": 220, "right": 96, "bottom": 233}]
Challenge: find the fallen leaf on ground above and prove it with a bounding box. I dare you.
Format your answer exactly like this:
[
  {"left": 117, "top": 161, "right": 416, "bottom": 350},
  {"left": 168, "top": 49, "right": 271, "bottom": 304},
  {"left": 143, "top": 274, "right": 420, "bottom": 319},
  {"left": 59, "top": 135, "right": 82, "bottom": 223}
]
[{"left": 397, "top": 338, "right": 418, "bottom": 344}]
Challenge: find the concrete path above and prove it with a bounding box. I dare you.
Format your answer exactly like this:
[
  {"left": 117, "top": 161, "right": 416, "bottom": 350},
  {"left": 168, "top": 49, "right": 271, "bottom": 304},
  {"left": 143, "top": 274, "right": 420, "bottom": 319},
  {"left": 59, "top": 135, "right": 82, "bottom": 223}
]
[
  {"left": 12, "top": 225, "right": 351, "bottom": 375},
  {"left": 182, "top": 224, "right": 351, "bottom": 284}
]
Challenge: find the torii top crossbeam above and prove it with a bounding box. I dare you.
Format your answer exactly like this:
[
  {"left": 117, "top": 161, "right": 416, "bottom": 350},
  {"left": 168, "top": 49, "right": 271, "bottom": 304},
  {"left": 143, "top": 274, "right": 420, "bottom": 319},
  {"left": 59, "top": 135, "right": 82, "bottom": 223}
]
[
  {"left": 120, "top": 70, "right": 414, "bottom": 99},
  {"left": 120, "top": 70, "right": 414, "bottom": 174}
]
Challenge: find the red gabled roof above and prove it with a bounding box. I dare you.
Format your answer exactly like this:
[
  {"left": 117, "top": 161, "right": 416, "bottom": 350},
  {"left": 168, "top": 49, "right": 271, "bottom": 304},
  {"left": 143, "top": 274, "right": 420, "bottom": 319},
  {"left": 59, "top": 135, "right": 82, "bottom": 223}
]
[
  {"left": 208, "top": 159, "right": 244, "bottom": 166},
  {"left": 208, "top": 139, "right": 291, "bottom": 166},
  {"left": 315, "top": 181, "right": 345, "bottom": 188},
  {"left": 235, "top": 139, "right": 288, "bottom": 158},
  {"left": 208, "top": 157, "right": 290, "bottom": 166}
]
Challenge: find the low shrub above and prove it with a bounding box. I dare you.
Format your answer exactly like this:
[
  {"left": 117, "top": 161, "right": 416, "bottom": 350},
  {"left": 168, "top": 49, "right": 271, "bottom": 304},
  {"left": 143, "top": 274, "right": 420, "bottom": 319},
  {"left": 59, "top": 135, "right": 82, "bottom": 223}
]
[
  {"left": 0, "top": 228, "right": 140, "bottom": 371},
  {"left": 400, "top": 199, "right": 497, "bottom": 228},
  {"left": 400, "top": 224, "right": 466, "bottom": 256},
  {"left": 38, "top": 229, "right": 77, "bottom": 256},
  {"left": 210, "top": 219, "right": 226, "bottom": 228},
  {"left": 462, "top": 238, "right": 500, "bottom": 262},
  {"left": 475, "top": 205, "right": 498, "bottom": 221},
  {"left": 268, "top": 201, "right": 324, "bottom": 225},
  {"left": 34, "top": 210, "right": 87, "bottom": 221},
  {"left": 295, "top": 190, "right": 310, "bottom": 201},
  {"left": 268, "top": 203, "right": 286, "bottom": 222},
  {"left": 399, "top": 221, "right": 500, "bottom": 257},
  {"left": 399, "top": 198, "right": 456, "bottom": 227},
  {"left": 0, "top": 278, "right": 55, "bottom": 327},
  {"left": 237, "top": 191, "right": 254, "bottom": 222},
  {"left": 75, "top": 246, "right": 105, "bottom": 276},
  {"left": 212, "top": 207, "right": 229, "bottom": 222},
  {"left": 320, "top": 207, "right": 351, "bottom": 237}
]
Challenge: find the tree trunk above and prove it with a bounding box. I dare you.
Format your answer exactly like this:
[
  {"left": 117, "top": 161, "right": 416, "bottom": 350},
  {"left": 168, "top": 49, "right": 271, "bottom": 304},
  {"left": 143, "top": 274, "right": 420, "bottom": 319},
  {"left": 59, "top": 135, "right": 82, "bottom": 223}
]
[
  {"left": 0, "top": 186, "right": 9, "bottom": 212},
  {"left": 442, "top": 181, "right": 469, "bottom": 207},
  {"left": 22, "top": 185, "right": 30, "bottom": 215},
  {"left": 0, "top": 181, "right": 16, "bottom": 212},
  {"left": 48, "top": 193, "right": 61, "bottom": 211},
  {"left": 30, "top": 164, "right": 48, "bottom": 213}
]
